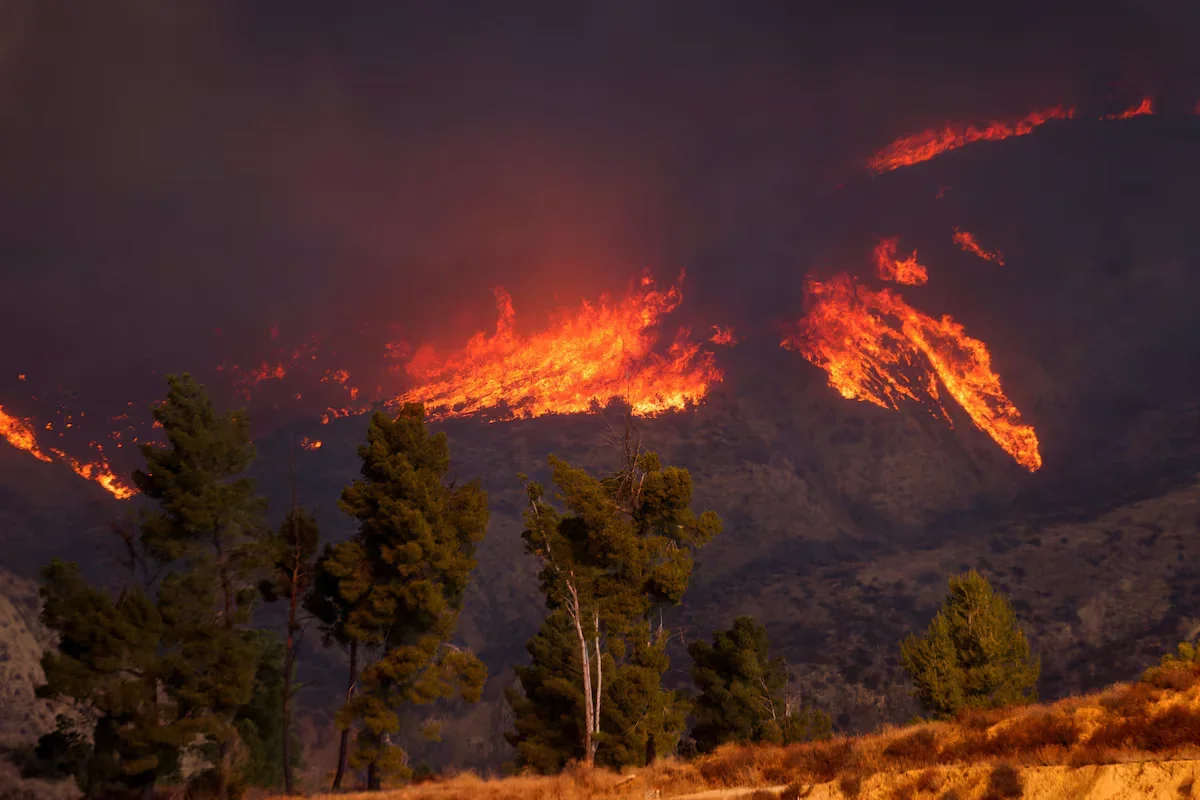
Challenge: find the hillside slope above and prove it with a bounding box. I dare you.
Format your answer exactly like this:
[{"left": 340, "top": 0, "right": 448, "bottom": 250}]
[{"left": 286, "top": 660, "right": 1200, "bottom": 798}]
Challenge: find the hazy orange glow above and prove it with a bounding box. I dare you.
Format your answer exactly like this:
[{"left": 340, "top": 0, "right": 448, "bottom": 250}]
[
  {"left": 868, "top": 105, "right": 1076, "bottom": 173},
  {"left": 710, "top": 326, "right": 738, "bottom": 345},
  {"left": 953, "top": 228, "right": 1005, "bottom": 265},
  {"left": 783, "top": 274, "right": 1041, "bottom": 471},
  {"left": 1104, "top": 97, "right": 1153, "bottom": 120},
  {"left": 874, "top": 238, "right": 929, "bottom": 285},
  {"left": 391, "top": 273, "right": 722, "bottom": 420}
]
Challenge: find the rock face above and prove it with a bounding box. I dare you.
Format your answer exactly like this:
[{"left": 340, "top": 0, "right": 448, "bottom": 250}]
[{"left": 0, "top": 569, "right": 55, "bottom": 752}]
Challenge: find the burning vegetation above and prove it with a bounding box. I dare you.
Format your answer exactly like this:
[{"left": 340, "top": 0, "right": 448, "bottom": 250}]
[
  {"left": 953, "top": 228, "right": 1006, "bottom": 265},
  {"left": 784, "top": 243, "right": 1041, "bottom": 472},
  {"left": 868, "top": 95, "right": 1160, "bottom": 173},
  {"left": 873, "top": 237, "right": 929, "bottom": 285},
  {"left": 388, "top": 273, "right": 723, "bottom": 420}
]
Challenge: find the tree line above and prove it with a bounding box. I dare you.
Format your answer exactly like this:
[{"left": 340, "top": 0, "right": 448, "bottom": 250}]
[{"left": 10, "top": 374, "right": 1047, "bottom": 797}]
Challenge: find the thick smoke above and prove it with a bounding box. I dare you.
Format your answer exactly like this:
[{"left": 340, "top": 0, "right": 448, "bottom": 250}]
[{"left": 0, "top": 0, "right": 1194, "bottom": 423}]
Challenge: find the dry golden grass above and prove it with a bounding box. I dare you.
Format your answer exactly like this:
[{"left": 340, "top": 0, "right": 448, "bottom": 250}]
[{"left": 278, "top": 663, "right": 1200, "bottom": 799}]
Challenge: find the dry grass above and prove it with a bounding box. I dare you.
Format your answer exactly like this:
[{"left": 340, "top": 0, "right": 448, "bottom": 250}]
[{"left": 280, "top": 663, "right": 1200, "bottom": 799}]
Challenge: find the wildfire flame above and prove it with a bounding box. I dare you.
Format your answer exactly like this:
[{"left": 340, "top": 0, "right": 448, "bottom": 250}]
[
  {"left": 0, "top": 404, "right": 136, "bottom": 498},
  {"left": 874, "top": 238, "right": 929, "bottom": 285},
  {"left": 868, "top": 105, "right": 1076, "bottom": 173},
  {"left": 1103, "top": 97, "right": 1153, "bottom": 120},
  {"left": 783, "top": 272, "right": 1041, "bottom": 472},
  {"left": 299, "top": 436, "right": 322, "bottom": 451},
  {"left": 390, "top": 272, "right": 722, "bottom": 420},
  {"left": 953, "top": 228, "right": 1005, "bottom": 265},
  {"left": 710, "top": 326, "right": 738, "bottom": 345}
]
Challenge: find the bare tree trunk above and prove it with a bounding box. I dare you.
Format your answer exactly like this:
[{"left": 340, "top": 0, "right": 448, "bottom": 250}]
[
  {"left": 332, "top": 640, "right": 357, "bottom": 790},
  {"left": 570, "top": 590, "right": 595, "bottom": 768}
]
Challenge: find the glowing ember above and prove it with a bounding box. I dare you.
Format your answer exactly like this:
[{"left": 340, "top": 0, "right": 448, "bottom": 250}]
[
  {"left": 710, "top": 326, "right": 738, "bottom": 345},
  {"left": 874, "top": 238, "right": 929, "bottom": 285},
  {"left": 391, "top": 272, "right": 722, "bottom": 420},
  {"left": 953, "top": 228, "right": 1005, "bottom": 265},
  {"left": 299, "top": 437, "right": 322, "bottom": 451},
  {"left": 868, "top": 105, "right": 1076, "bottom": 173},
  {"left": 783, "top": 274, "right": 1041, "bottom": 471},
  {"left": 1104, "top": 97, "right": 1153, "bottom": 120}
]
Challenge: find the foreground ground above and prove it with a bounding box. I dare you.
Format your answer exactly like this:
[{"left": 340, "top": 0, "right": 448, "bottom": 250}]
[{"left": 281, "top": 661, "right": 1200, "bottom": 799}]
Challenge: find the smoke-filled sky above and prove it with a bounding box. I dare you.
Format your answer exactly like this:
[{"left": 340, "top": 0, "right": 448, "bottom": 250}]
[{"left": 0, "top": 0, "right": 1196, "bottom": 410}]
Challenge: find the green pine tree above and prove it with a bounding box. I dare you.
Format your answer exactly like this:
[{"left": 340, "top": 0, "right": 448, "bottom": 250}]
[
  {"left": 509, "top": 420, "right": 721, "bottom": 771},
  {"left": 259, "top": 507, "right": 320, "bottom": 793},
  {"left": 337, "top": 405, "right": 489, "bottom": 789},
  {"left": 304, "top": 538, "right": 370, "bottom": 790},
  {"left": 688, "top": 616, "right": 831, "bottom": 753},
  {"left": 132, "top": 373, "right": 271, "bottom": 797},
  {"left": 900, "top": 570, "right": 1039, "bottom": 719},
  {"left": 29, "top": 560, "right": 185, "bottom": 799}
]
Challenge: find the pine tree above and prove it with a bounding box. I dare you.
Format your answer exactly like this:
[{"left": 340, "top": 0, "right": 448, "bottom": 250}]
[
  {"left": 900, "top": 570, "right": 1039, "bottom": 719},
  {"left": 259, "top": 507, "right": 319, "bottom": 794},
  {"left": 304, "top": 539, "right": 369, "bottom": 790},
  {"left": 132, "top": 373, "right": 270, "bottom": 796},
  {"left": 337, "top": 405, "right": 489, "bottom": 789},
  {"left": 688, "top": 616, "right": 831, "bottom": 753},
  {"left": 30, "top": 560, "right": 185, "bottom": 799},
  {"left": 509, "top": 423, "right": 721, "bottom": 771}
]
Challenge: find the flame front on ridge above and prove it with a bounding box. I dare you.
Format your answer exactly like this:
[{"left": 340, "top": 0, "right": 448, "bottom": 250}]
[
  {"left": 868, "top": 105, "right": 1076, "bottom": 174},
  {"left": 783, "top": 270, "right": 1041, "bottom": 472},
  {"left": 390, "top": 273, "right": 722, "bottom": 420}
]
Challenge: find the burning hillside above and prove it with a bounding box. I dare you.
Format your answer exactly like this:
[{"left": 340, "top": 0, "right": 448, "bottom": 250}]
[
  {"left": 388, "top": 272, "right": 723, "bottom": 420},
  {"left": 867, "top": 105, "right": 1077, "bottom": 174},
  {"left": 0, "top": 405, "right": 134, "bottom": 499},
  {"left": 867, "top": 96, "right": 1161, "bottom": 173},
  {"left": 783, "top": 246, "right": 1041, "bottom": 472}
]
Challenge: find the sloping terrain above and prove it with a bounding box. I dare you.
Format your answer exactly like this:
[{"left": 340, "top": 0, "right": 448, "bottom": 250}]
[{"left": 281, "top": 660, "right": 1200, "bottom": 798}]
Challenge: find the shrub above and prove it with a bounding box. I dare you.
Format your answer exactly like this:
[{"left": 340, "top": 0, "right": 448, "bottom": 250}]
[
  {"left": 882, "top": 728, "right": 940, "bottom": 766},
  {"left": 983, "top": 763, "right": 1024, "bottom": 799}
]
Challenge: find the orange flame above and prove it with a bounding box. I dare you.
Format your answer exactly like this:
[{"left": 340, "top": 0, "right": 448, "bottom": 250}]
[
  {"left": 391, "top": 272, "right": 722, "bottom": 420},
  {"left": 1103, "top": 97, "right": 1153, "bottom": 120},
  {"left": 0, "top": 405, "right": 54, "bottom": 463},
  {"left": 953, "top": 228, "right": 1005, "bottom": 265},
  {"left": 49, "top": 445, "right": 136, "bottom": 500},
  {"left": 299, "top": 437, "right": 322, "bottom": 451},
  {"left": 874, "top": 238, "right": 929, "bottom": 285},
  {"left": 709, "top": 326, "right": 738, "bottom": 345},
  {"left": 868, "top": 105, "right": 1076, "bottom": 173},
  {"left": 783, "top": 274, "right": 1041, "bottom": 471},
  {"left": 0, "top": 404, "right": 136, "bottom": 498}
]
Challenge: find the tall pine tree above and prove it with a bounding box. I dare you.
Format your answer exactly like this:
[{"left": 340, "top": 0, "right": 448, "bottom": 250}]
[
  {"left": 688, "top": 616, "right": 831, "bottom": 752},
  {"left": 508, "top": 422, "right": 721, "bottom": 771},
  {"left": 259, "top": 507, "right": 320, "bottom": 793},
  {"left": 132, "top": 373, "right": 270, "bottom": 797},
  {"left": 337, "top": 405, "right": 489, "bottom": 789},
  {"left": 305, "top": 539, "right": 370, "bottom": 790}
]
